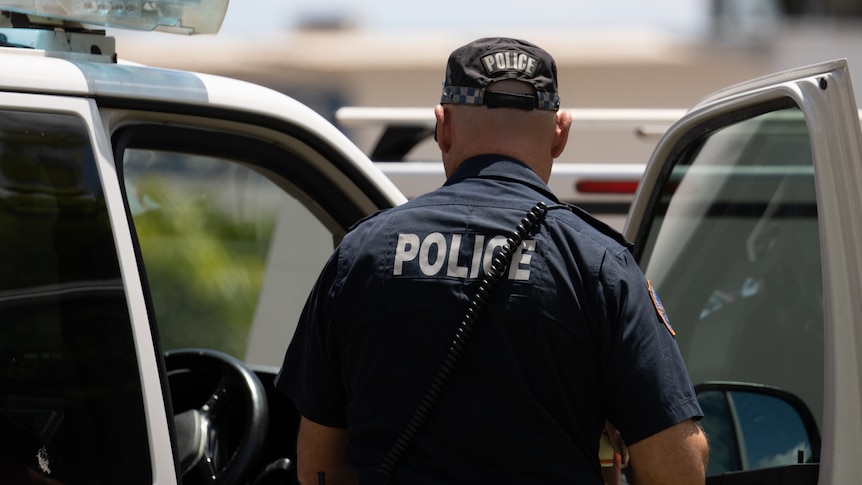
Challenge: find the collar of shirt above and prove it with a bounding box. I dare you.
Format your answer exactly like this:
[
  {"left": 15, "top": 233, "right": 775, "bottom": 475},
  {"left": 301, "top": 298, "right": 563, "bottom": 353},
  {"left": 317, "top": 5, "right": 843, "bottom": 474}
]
[{"left": 444, "top": 154, "right": 559, "bottom": 202}]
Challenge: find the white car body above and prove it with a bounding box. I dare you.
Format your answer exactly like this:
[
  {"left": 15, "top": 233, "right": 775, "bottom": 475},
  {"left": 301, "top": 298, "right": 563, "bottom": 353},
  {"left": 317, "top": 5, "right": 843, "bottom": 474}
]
[
  {"left": 337, "top": 107, "right": 684, "bottom": 230},
  {"left": 0, "top": 6, "right": 404, "bottom": 484}
]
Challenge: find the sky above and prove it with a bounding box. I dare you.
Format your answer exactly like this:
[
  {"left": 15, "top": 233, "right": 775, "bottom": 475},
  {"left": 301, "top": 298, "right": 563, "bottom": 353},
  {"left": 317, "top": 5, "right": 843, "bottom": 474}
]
[{"left": 218, "top": 0, "right": 712, "bottom": 39}]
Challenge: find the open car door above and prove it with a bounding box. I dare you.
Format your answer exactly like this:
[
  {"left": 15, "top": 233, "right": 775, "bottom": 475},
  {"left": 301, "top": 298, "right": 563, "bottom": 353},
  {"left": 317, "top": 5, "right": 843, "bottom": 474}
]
[{"left": 624, "top": 59, "right": 862, "bottom": 484}]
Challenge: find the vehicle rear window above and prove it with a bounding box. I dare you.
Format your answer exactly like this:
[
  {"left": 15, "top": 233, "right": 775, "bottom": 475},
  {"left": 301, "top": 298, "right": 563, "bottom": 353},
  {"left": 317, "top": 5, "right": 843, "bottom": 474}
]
[{"left": 0, "top": 110, "right": 150, "bottom": 484}]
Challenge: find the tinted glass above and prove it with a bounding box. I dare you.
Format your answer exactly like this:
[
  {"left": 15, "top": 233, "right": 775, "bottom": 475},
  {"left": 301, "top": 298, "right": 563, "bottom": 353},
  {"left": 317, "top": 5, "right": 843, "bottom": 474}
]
[
  {"left": 638, "top": 107, "right": 824, "bottom": 464},
  {"left": 0, "top": 110, "right": 150, "bottom": 484}
]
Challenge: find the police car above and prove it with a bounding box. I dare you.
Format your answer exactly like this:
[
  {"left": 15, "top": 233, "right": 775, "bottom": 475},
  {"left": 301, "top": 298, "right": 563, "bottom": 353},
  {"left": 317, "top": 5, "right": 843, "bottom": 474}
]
[
  {"left": 0, "top": 1, "right": 859, "bottom": 483},
  {"left": 0, "top": 2, "right": 404, "bottom": 484}
]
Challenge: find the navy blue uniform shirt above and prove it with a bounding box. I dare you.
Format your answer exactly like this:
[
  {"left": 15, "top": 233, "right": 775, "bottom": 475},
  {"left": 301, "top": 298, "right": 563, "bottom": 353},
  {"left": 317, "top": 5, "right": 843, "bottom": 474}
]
[{"left": 276, "top": 155, "right": 702, "bottom": 484}]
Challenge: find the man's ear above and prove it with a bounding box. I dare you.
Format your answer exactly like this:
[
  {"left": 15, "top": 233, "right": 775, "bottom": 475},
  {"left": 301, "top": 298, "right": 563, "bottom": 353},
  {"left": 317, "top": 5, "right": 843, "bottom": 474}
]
[
  {"left": 551, "top": 110, "right": 573, "bottom": 158},
  {"left": 434, "top": 104, "right": 451, "bottom": 154}
]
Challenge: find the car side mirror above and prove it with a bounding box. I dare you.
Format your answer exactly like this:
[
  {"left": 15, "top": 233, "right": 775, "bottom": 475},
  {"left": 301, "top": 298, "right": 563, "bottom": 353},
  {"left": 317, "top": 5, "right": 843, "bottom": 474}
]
[{"left": 695, "top": 382, "right": 821, "bottom": 478}]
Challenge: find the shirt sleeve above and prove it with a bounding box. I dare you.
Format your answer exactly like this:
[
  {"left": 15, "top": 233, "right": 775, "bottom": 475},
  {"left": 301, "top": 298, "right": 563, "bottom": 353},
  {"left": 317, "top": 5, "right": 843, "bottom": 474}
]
[
  {"left": 274, "top": 248, "right": 349, "bottom": 428},
  {"left": 600, "top": 249, "right": 703, "bottom": 445}
]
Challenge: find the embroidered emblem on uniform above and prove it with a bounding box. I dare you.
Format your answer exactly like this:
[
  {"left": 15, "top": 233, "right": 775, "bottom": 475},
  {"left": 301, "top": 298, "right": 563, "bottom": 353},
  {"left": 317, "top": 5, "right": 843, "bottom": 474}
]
[{"left": 648, "top": 280, "right": 675, "bottom": 337}]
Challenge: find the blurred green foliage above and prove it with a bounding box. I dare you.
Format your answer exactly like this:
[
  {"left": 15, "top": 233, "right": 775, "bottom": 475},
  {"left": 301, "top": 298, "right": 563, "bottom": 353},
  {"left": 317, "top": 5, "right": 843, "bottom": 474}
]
[{"left": 132, "top": 180, "right": 276, "bottom": 360}]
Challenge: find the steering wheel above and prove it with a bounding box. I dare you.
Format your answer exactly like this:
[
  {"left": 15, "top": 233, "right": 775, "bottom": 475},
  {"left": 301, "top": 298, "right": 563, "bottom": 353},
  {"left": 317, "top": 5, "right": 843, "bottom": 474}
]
[{"left": 165, "top": 348, "right": 270, "bottom": 485}]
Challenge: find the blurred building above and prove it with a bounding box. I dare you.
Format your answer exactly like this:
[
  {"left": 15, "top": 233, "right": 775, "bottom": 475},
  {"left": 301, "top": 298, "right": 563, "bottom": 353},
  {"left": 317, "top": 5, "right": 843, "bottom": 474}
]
[{"left": 113, "top": 1, "right": 862, "bottom": 166}]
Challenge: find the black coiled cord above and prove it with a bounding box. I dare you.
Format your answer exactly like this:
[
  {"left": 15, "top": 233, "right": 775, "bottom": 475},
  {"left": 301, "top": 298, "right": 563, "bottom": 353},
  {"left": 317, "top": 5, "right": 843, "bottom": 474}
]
[{"left": 378, "top": 202, "right": 548, "bottom": 483}]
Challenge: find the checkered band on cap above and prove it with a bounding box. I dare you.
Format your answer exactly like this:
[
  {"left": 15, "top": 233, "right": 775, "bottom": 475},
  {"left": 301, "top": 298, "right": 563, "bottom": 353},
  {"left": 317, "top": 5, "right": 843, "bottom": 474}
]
[
  {"left": 537, "top": 92, "right": 560, "bottom": 111},
  {"left": 441, "top": 85, "right": 560, "bottom": 111},
  {"left": 441, "top": 86, "right": 483, "bottom": 106}
]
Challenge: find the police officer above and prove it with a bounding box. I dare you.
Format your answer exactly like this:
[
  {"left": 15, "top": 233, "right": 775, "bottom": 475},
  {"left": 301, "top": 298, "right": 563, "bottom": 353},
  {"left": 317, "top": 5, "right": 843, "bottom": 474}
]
[{"left": 276, "top": 37, "right": 709, "bottom": 485}]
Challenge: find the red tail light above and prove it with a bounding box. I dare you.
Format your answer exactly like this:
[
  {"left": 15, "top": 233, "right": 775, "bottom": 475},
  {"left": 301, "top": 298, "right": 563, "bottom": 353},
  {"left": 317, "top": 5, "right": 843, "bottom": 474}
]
[{"left": 575, "top": 180, "right": 640, "bottom": 194}]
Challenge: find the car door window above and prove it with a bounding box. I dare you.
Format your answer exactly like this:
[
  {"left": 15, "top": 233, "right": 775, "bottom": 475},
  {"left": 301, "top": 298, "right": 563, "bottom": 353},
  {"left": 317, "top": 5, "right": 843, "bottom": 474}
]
[
  {"left": 0, "top": 110, "right": 150, "bottom": 484},
  {"left": 636, "top": 105, "right": 823, "bottom": 474},
  {"left": 117, "top": 126, "right": 343, "bottom": 367}
]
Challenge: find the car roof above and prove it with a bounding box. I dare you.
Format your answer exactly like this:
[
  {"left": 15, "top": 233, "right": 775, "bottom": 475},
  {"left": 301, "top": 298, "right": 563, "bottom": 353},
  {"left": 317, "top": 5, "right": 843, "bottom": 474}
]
[{"left": 0, "top": 47, "right": 407, "bottom": 207}]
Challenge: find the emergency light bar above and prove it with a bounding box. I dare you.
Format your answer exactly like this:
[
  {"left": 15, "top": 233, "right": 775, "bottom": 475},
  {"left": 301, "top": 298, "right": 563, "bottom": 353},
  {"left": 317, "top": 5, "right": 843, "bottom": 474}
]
[{"left": 0, "top": 0, "right": 229, "bottom": 34}]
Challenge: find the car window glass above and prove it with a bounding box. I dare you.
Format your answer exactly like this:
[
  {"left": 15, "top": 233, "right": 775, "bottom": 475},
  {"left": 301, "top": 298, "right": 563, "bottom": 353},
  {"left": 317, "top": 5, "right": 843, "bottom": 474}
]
[
  {"left": 638, "top": 107, "right": 824, "bottom": 470},
  {"left": 0, "top": 110, "right": 150, "bottom": 484},
  {"left": 121, "top": 134, "right": 339, "bottom": 367}
]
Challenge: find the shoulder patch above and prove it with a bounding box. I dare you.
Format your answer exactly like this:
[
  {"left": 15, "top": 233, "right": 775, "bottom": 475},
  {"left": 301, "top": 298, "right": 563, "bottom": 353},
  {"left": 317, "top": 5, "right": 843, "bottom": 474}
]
[{"left": 648, "top": 280, "right": 675, "bottom": 337}]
